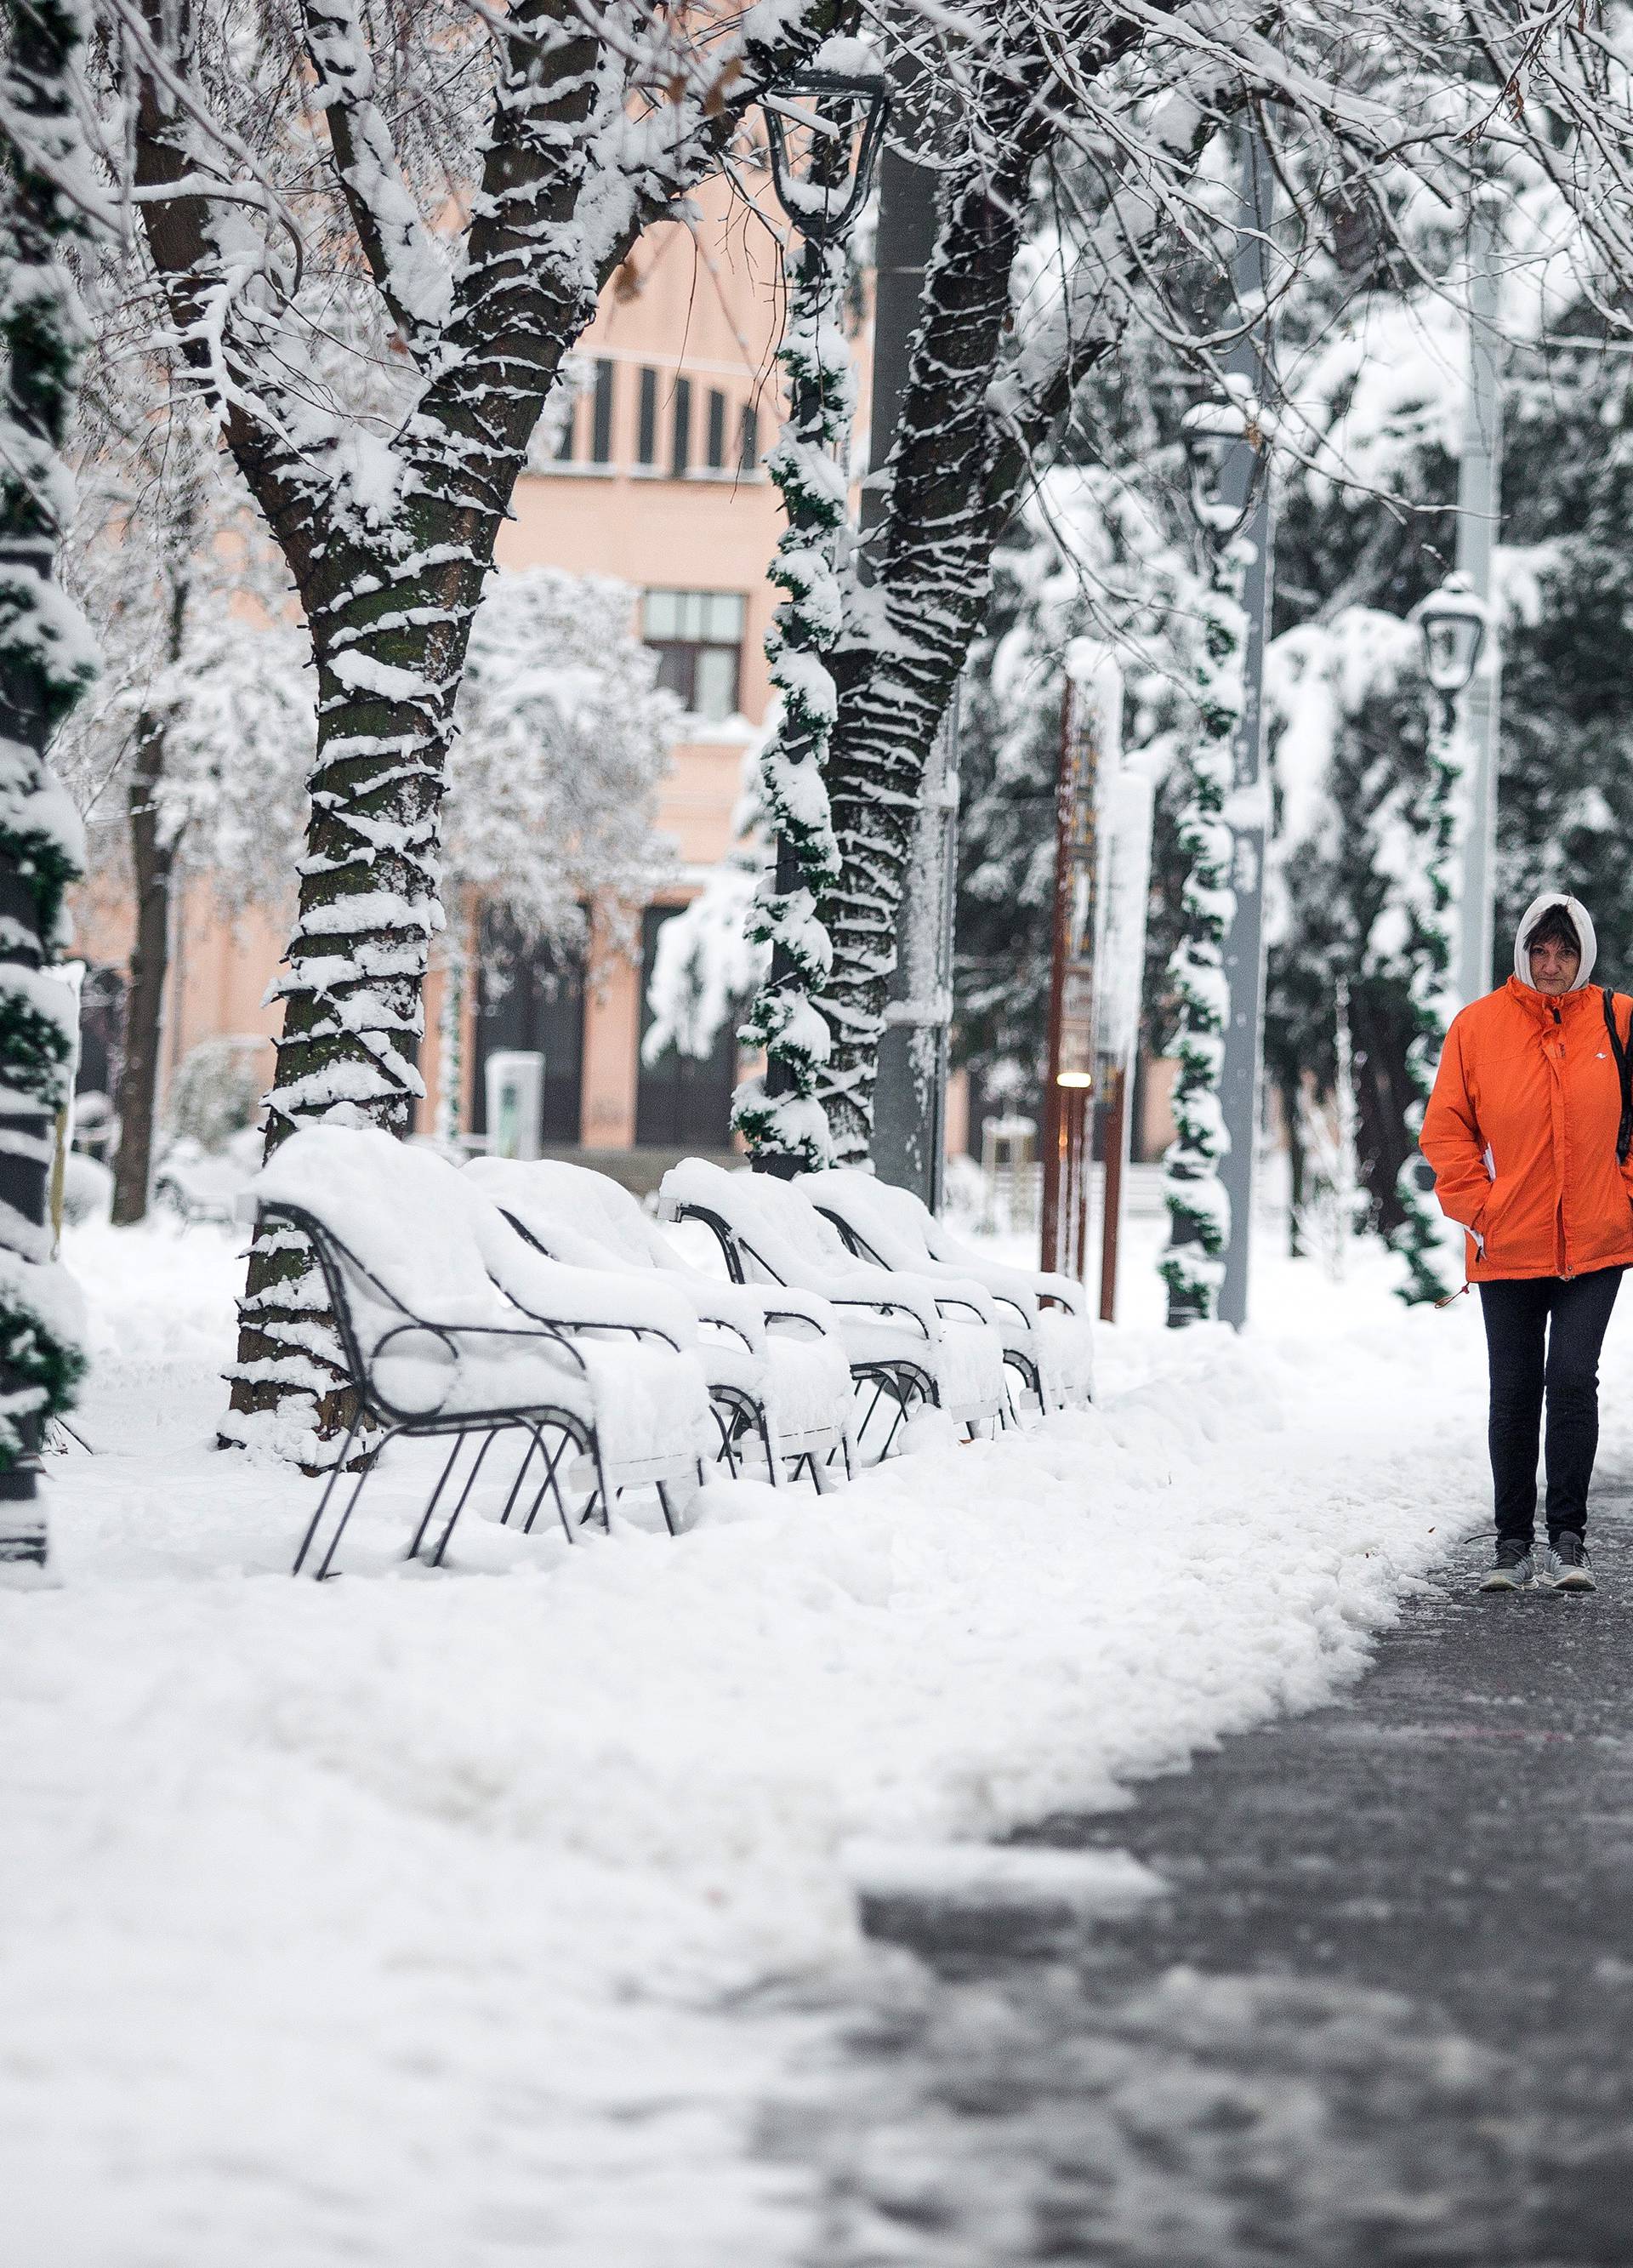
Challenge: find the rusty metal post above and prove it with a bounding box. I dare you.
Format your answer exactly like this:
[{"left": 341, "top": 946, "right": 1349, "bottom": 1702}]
[{"left": 1041, "top": 680, "right": 1101, "bottom": 1280}]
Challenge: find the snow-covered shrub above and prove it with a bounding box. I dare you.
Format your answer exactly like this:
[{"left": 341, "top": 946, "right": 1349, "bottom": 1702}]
[
  {"left": 60, "top": 1151, "right": 112, "bottom": 1228},
  {"left": 163, "top": 1037, "right": 267, "bottom": 1155}
]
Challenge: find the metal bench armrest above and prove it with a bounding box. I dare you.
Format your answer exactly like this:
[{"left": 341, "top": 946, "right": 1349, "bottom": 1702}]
[{"left": 829, "top": 1295, "right": 934, "bottom": 1342}]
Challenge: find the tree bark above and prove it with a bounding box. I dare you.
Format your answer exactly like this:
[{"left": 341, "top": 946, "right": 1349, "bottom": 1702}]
[
  {"left": 224, "top": 534, "right": 472, "bottom": 1456},
  {"left": 817, "top": 23, "right": 1209, "bottom": 1159},
  {"left": 111, "top": 576, "right": 187, "bottom": 1226},
  {"left": 1350, "top": 981, "right": 1414, "bottom": 1238},
  {"left": 819, "top": 132, "right": 1037, "bottom": 1160}
]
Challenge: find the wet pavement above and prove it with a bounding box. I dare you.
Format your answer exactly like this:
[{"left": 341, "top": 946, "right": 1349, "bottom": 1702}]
[{"left": 766, "top": 1496, "right": 1633, "bottom": 2265}]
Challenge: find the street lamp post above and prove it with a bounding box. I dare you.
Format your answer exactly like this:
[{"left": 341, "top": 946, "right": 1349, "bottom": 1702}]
[
  {"left": 1454, "top": 186, "right": 1505, "bottom": 1008},
  {"left": 736, "top": 56, "right": 890, "bottom": 1177},
  {"left": 1159, "top": 383, "right": 1269, "bottom": 1327},
  {"left": 1391, "top": 571, "right": 1488, "bottom": 1305}
]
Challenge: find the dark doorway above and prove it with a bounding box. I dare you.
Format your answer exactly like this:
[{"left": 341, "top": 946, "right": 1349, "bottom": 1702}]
[
  {"left": 634, "top": 906, "right": 737, "bottom": 1149},
  {"left": 472, "top": 913, "right": 586, "bottom": 1145},
  {"left": 77, "top": 964, "right": 126, "bottom": 1100}
]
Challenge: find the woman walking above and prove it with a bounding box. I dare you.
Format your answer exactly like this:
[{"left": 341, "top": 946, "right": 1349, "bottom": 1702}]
[{"left": 1421, "top": 891, "right": 1633, "bottom": 1593}]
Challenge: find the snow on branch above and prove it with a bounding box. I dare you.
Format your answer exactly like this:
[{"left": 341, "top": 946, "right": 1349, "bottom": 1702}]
[{"left": 300, "top": 0, "right": 453, "bottom": 360}]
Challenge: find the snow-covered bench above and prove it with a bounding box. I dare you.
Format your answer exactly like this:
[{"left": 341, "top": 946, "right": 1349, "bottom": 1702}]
[
  {"left": 800, "top": 1167, "right": 1094, "bottom": 1414},
  {"left": 657, "top": 1158, "right": 1010, "bottom": 1456},
  {"left": 252, "top": 1128, "right": 713, "bottom": 1577},
  {"left": 465, "top": 1157, "right": 855, "bottom": 1487}
]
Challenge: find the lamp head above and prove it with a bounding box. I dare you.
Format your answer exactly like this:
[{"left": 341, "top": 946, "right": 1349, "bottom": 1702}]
[
  {"left": 1181, "top": 380, "right": 1268, "bottom": 536},
  {"left": 762, "top": 48, "right": 890, "bottom": 246},
  {"left": 1413, "top": 572, "right": 1488, "bottom": 695}
]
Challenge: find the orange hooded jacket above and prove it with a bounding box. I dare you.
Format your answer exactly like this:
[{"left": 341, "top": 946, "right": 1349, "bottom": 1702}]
[{"left": 1421, "top": 898, "right": 1633, "bottom": 1282}]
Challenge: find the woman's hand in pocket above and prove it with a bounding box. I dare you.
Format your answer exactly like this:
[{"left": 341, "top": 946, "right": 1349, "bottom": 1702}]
[{"left": 1473, "top": 1179, "right": 1505, "bottom": 1256}]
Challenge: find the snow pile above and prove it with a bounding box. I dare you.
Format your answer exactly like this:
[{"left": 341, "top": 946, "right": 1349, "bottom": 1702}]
[{"left": 0, "top": 1211, "right": 1535, "bottom": 2262}]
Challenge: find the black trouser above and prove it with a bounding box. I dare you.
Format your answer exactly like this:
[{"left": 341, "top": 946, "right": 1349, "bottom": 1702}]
[{"left": 1478, "top": 1267, "right": 1624, "bottom": 1544}]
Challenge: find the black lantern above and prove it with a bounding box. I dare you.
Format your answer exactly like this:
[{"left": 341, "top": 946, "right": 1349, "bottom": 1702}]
[
  {"left": 1413, "top": 571, "right": 1488, "bottom": 698},
  {"left": 1181, "top": 383, "right": 1269, "bottom": 539},
  {"left": 762, "top": 57, "right": 890, "bottom": 244}
]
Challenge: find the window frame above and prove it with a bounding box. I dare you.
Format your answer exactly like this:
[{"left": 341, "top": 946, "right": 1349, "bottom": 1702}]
[{"left": 641, "top": 588, "right": 748, "bottom": 726}]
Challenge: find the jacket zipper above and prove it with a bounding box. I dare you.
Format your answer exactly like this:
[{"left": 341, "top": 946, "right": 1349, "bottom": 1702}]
[{"left": 1552, "top": 1003, "right": 1573, "bottom": 1276}]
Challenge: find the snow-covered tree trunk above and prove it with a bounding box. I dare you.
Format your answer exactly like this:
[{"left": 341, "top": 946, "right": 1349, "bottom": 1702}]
[
  {"left": 734, "top": 228, "right": 853, "bottom": 1175},
  {"left": 819, "top": 132, "right": 1037, "bottom": 1162},
  {"left": 0, "top": 0, "right": 96, "bottom": 1564},
  {"left": 111, "top": 569, "right": 187, "bottom": 1226},
  {"left": 1159, "top": 550, "right": 1246, "bottom": 1325},
  {"left": 1390, "top": 694, "right": 1463, "bottom": 1305},
  {"left": 219, "top": 532, "right": 462, "bottom": 1456},
  {"left": 123, "top": 0, "right": 841, "bottom": 1459},
  {"left": 817, "top": 46, "right": 1216, "bottom": 1159}
]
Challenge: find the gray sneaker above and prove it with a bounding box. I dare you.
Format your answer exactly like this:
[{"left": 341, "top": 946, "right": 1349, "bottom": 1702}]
[
  {"left": 1480, "top": 1539, "right": 1534, "bottom": 1591},
  {"left": 1541, "top": 1531, "right": 1597, "bottom": 1592}
]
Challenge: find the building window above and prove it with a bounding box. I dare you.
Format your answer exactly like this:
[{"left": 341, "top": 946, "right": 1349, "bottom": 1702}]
[
  {"left": 637, "top": 367, "right": 658, "bottom": 467},
  {"left": 738, "top": 401, "right": 760, "bottom": 474},
  {"left": 705, "top": 389, "right": 727, "bottom": 470},
  {"left": 642, "top": 589, "right": 747, "bottom": 723},
  {"left": 671, "top": 376, "right": 693, "bottom": 477},
  {"left": 590, "top": 359, "right": 614, "bottom": 465}
]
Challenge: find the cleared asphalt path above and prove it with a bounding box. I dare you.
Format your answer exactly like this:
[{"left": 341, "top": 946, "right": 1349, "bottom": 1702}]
[{"left": 770, "top": 1496, "right": 1633, "bottom": 2266}]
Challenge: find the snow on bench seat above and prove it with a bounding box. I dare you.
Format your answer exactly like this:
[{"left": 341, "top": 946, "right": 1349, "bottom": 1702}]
[
  {"left": 800, "top": 1167, "right": 1094, "bottom": 1412},
  {"left": 464, "top": 1158, "right": 853, "bottom": 1476},
  {"left": 254, "top": 1128, "right": 712, "bottom": 1484},
  {"left": 657, "top": 1159, "right": 1009, "bottom": 1437}
]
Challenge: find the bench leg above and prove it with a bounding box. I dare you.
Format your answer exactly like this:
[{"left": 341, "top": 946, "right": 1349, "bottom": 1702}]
[
  {"left": 406, "top": 1433, "right": 469, "bottom": 1561},
  {"left": 655, "top": 1480, "right": 679, "bottom": 1538},
  {"left": 875, "top": 1379, "right": 913, "bottom": 1461},
  {"left": 852, "top": 1376, "right": 890, "bottom": 1461},
  {"left": 497, "top": 1427, "right": 546, "bottom": 1529},
  {"left": 718, "top": 1401, "right": 743, "bottom": 1478},
  {"left": 426, "top": 1427, "right": 504, "bottom": 1567},
  {"left": 588, "top": 1444, "right": 615, "bottom": 1537},
  {"left": 522, "top": 1426, "right": 579, "bottom": 1541},
  {"left": 293, "top": 1409, "right": 366, "bottom": 1578}
]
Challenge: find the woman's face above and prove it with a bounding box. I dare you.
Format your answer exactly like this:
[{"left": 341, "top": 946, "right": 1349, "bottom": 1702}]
[{"left": 1529, "top": 934, "right": 1581, "bottom": 994}]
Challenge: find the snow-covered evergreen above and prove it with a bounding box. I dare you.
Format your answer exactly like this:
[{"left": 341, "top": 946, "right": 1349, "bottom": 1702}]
[
  {"left": 0, "top": 0, "right": 103, "bottom": 1561},
  {"left": 1158, "top": 536, "right": 1248, "bottom": 1325},
  {"left": 733, "top": 220, "right": 856, "bottom": 1173}
]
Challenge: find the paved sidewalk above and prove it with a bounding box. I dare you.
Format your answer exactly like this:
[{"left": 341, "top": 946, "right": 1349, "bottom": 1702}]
[{"left": 775, "top": 1497, "right": 1633, "bottom": 2266}]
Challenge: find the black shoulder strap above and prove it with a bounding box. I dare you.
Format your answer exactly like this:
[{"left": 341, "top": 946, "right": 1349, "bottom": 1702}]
[{"left": 1604, "top": 989, "right": 1633, "bottom": 1165}]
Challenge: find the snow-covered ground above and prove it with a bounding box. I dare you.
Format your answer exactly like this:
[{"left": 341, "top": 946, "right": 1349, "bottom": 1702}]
[{"left": 6, "top": 1199, "right": 1598, "bottom": 2265}]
